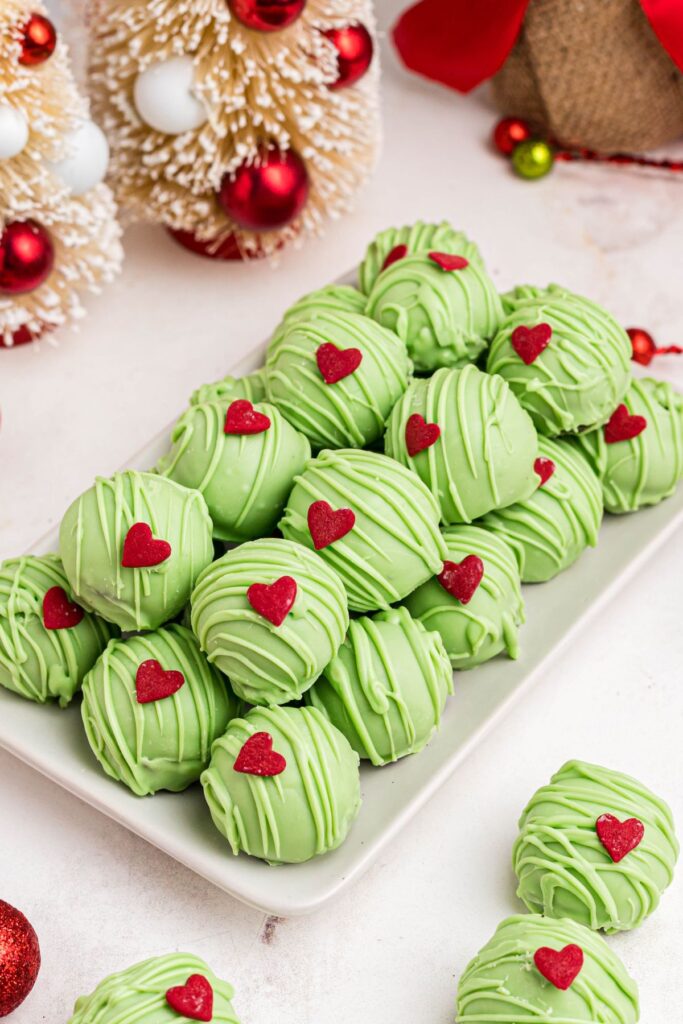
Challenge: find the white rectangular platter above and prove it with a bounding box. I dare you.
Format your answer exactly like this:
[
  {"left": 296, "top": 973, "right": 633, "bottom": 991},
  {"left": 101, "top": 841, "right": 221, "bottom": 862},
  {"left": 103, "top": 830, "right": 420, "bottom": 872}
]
[{"left": 2, "top": 301, "right": 683, "bottom": 917}]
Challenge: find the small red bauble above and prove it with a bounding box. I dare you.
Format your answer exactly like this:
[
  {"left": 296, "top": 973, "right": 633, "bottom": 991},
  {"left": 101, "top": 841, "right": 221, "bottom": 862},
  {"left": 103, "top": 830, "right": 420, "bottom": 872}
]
[
  {"left": 227, "top": 0, "right": 306, "bottom": 33},
  {"left": 323, "top": 23, "right": 374, "bottom": 90},
  {"left": 1, "top": 324, "right": 45, "bottom": 349},
  {"left": 0, "top": 900, "right": 41, "bottom": 1017},
  {"left": 18, "top": 13, "right": 57, "bottom": 66},
  {"left": 0, "top": 220, "right": 54, "bottom": 296},
  {"left": 218, "top": 147, "right": 309, "bottom": 232},
  {"left": 493, "top": 116, "right": 532, "bottom": 156},
  {"left": 169, "top": 227, "right": 253, "bottom": 261},
  {"left": 627, "top": 327, "right": 656, "bottom": 366}
]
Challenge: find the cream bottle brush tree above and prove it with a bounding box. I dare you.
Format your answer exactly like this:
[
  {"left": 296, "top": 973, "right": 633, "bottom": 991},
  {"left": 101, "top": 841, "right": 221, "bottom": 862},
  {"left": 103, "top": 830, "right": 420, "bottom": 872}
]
[
  {"left": 0, "top": 0, "right": 122, "bottom": 348},
  {"left": 88, "top": 0, "right": 380, "bottom": 258}
]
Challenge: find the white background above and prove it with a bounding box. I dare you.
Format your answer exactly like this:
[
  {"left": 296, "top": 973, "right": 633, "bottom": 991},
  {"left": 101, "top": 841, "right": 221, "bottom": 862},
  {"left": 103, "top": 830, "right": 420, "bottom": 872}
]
[{"left": 2, "top": 2, "right": 683, "bottom": 1021}]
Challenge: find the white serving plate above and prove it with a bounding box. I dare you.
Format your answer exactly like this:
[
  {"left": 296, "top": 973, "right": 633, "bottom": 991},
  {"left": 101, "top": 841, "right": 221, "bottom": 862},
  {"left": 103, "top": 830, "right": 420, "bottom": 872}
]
[{"left": 2, "top": 305, "right": 683, "bottom": 917}]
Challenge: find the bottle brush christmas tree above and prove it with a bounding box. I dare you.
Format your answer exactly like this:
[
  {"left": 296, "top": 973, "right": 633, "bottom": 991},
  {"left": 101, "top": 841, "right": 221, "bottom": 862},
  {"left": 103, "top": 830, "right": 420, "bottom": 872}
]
[
  {"left": 0, "top": 0, "right": 122, "bottom": 347},
  {"left": 89, "top": 0, "right": 380, "bottom": 258}
]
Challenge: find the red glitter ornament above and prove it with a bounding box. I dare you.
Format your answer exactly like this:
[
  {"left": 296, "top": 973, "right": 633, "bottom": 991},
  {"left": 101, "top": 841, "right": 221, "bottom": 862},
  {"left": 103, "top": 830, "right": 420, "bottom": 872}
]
[
  {"left": 511, "top": 323, "right": 552, "bottom": 365},
  {"left": 227, "top": 0, "right": 306, "bottom": 32},
  {"left": 493, "top": 116, "right": 532, "bottom": 156},
  {"left": 323, "top": 23, "right": 374, "bottom": 90},
  {"left": 0, "top": 900, "right": 41, "bottom": 1017},
  {"left": 627, "top": 326, "right": 683, "bottom": 367},
  {"left": 405, "top": 413, "right": 441, "bottom": 456},
  {"left": 135, "top": 660, "right": 185, "bottom": 704},
  {"left": 534, "top": 944, "right": 584, "bottom": 991},
  {"left": 307, "top": 500, "right": 355, "bottom": 550},
  {"left": 596, "top": 813, "right": 645, "bottom": 863},
  {"left": 224, "top": 399, "right": 271, "bottom": 435},
  {"left": 218, "top": 147, "right": 309, "bottom": 232},
  {"left": 234, "top": 731, "right": 287, "bottom": 776},
  {"left": 0, "top": 220, "right": 54, "bottom": 296},
  {"left": 247, "top": 575, "right": 297, "bottom": 626},
  {"left": 18, "top": 13, "right": 57, "bottom": 66},
  {"left": 121, "top": 523, "right": 172, "bottom": 568},
  {"left": 437, "top": 556, "right": 484, "bottom": 605}
]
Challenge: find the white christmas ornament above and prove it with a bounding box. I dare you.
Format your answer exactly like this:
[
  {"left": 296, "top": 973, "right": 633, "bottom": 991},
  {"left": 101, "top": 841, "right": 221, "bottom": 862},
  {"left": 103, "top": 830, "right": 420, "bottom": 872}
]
[
  {"left": 133, "top": 56, "right": 208, "bottom": 135},
  {"left": 0, "top": 104, "right": 29, "bottom": 159},
  {"left": 49, "top": 120, "right": 110, "bottom": 196}
]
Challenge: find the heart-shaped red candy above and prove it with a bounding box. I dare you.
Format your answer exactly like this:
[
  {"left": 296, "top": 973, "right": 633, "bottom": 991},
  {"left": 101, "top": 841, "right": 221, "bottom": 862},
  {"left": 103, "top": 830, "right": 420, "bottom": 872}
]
[
  {"left": 224, "top": 399, "right": 271, "bottom": 435},
  {"left": 247, "top": 575, "right": 297, "bottom": 626},
  {"left": 405, "top": 413, "right": 441, "bottom": 456},
  {"left": 511, "top": 323, "right": 552, "bottom": 364},
  {"left": 121, "top": 523, "right": 171, "bottom": 568},
  {"left": 316, "top": 342, "right": 363, "bottom": 385},
  {"left": 596, "top": 813, "right": 645, "bottom": 863},
  {"left": 534, "top": 944, "right": 584, "bottom": 991},
  {"left": 428, "top": 251, "right": 469, "bottom": 272},
  {"left": 382, "top": 243, "right": 408, "bottom": 270},
  {"left": 604, "top": 404, "right": 647, "bottom": 444},
  {"left": 234, "top": 731, "right": 287, "bottom": 776},
  {"left": 307, "top": 500, "right": 355, "bottom": 550},
  {"left": 534, "top": 456, "right": 555, "bottom": 487},
  {"left": 165, "top": 973, "right": 214, "bottom": 1021},
  {"left": 437, "top": 556, "right": 484, "bottom": 605},
  {"left": 42, "top": 586, "right": 85, "bottom": 630},
  {"left": 135, "top": 659, "right": 185, "bottom": 704}
]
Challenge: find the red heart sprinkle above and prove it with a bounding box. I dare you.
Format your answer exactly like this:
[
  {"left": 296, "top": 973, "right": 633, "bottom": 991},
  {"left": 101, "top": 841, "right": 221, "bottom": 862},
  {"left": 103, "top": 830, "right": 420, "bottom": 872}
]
[
  {"left": 247, "top": 575, "right": 297, "bottom": 626},
  {"left": 382, "top": 243, "right": 408, "bottom": 270},
  {"left": 405, "top": 413, "right": 441, "bottom": 456},
  {"left": 316, "top": 342, "right": 363, "bottom": 385},
  {"left": 234, "top": 731, "right": 287, "bottom": 777},
  {"left": 121, "top": 523, "right": 171, "bottom": 568},
  {"left": 534, "top": 456, "right": 555, "bottom": 487},
  {"left": 604, "top": 404, "right": 647, "bottom": 444},
  {"left": 42, "top": 586, "right": 85, "bottom": 630},
  {"left": 307, "top": 500, "right": 355, "bottom": 550},
  {"left": 511, "top": 323, "right": 552, "bottom": 364},
  {"left": 224, "top": 399, "right": 271, "bottom": 435},
  {"left": 428, "top": 251, "right": 469, "bottom": 272},
  {"left": 534, "top": 945, "right": 584, "bottom": 991},
  {"left": 135, "top": 659, "right": 185, "bottom": 704},
  {"left": 437, "top": 556, "right": 484, "bottom": 605},
  {"left": 596, "top": 813, "right": 645, "bottom": 863},
  {"left": 166, "top": 974, "right": 214, "bottom": 1021}
]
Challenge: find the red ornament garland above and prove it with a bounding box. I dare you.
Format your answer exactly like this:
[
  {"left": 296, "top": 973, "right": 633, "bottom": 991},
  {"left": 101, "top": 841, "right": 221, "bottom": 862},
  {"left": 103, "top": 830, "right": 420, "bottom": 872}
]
[
  {"left": 627, "top": 327, "right": 683, "bottom": 367},
  {"left": 227, "top": 0, "right": 306, "bottom": 33},
  {"left": 18, "top": 13, "right": 57, "bottom": 66},
  {"left": 0, "top": 900, "right": 41, "bottom": 1017},
  {"left": 218, "top": 147, "right": 310, "bottom": 232},
  {"left": 0, "top": 220, "right": 55, "bottom": 296},
  {"left": 323, "top": 23, "right": 374, "bottom": 90}
]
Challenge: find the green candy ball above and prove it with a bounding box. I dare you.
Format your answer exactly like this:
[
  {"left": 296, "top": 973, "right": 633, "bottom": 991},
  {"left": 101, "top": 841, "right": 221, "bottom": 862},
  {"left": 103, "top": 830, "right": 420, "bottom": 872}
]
[
  {"left": 59, "top": 470, "right": 214, "bottom": 632},
  {"left": 157, "top": 399, "right": 310, "bottom": 541},
  {"left": 190, "top": 368, "right": 267, "bottom": 407},
  {"left": 274, "top": 283, "right": 367, "bottom": 337},
  {"left": 574, "top": 376, "right": 683, "bottom": 513},
  {"left": 279, "top": 448, "right": 446, "bottom": 613},
  {"left": 0, "top": 554, "right": 114, "bottom": 707},
  {"left": 67, "top": 953, "right": 241, "bottom": 1024},
  {"left": 514, "top": 760, "right": 679, "bottom": 933},
  {"left": 512, "top": 138, "right": 555, "bottom": 179},
  {"left": 480, "top": 436, "right": 603, "bottom": 582},
  {"left": 403, "top": 525, "right": 524, "bottom": 669},
  {"left": 487, "top": 284, "right": 632, "bottom": 435},
  {"left": 307, "top": 607, "right": 453, "bottom": 765},
  {"left": 358, "top": 219, "right": 483, "bottom": 295},
  {"left": 191, "top": 537, "right": 349, "bottom": 706},
  {"left": 456, "top": 914, "right": 639, "bottom": 1024},
  {"left": 265, "top": 310, "right": 411, "bottom": 450},
  {"left": 384, "top": 365, "right": 539, "bottom": 524},
  {"left": 365, "top": 251, "right": 503, "bottom": 373},
  {"left": 81, "top": 624, "right": 238, "bottom": 796},
  {"left": 201, "top": 704, "right": 361, "bottom": 864}
]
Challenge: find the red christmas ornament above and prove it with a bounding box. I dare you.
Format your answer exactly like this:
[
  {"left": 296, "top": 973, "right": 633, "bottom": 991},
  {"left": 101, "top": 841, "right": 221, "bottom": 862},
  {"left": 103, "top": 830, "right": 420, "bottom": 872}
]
[
  {"left": 0, "top": 221, "right": 54, "bottom": 296},
  {"left": 323, "top": 23, "right": 374, "bottom": 90},
  {"left": 493, "top": 116, "right": 532, "bottom": 156},
  {"left": 227, "top": 0, "right": 306, "bottom": 33},
  {"left": 169, "top": 228, "right": 257, "bottom": 261},
  {"left": 18, "top": 13, "right": 57, "bottom": 66},
  {"left": 627, "top": 326, "right": 683, "bottom": 367},
  {"left": 218, "top": 147, "right": 310, "bottom": 232},
  {"left": 0, "top": 900, "right": 41, "bottom": 1017},
  {"left": 1, "top": 324, "right": 46, "bottom": 349}
]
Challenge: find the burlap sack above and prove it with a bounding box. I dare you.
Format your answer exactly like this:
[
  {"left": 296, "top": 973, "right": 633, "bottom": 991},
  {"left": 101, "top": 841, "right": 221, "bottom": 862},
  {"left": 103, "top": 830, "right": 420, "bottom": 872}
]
[{"left": 492, "top": 0, "right": 683, "bottom": 151}]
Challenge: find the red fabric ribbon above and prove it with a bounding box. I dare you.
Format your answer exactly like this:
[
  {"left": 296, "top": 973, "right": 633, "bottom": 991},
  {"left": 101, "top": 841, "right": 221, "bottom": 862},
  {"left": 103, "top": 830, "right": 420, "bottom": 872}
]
[{"left": 392, "top": 0, "right": 683, "bottom": 93}]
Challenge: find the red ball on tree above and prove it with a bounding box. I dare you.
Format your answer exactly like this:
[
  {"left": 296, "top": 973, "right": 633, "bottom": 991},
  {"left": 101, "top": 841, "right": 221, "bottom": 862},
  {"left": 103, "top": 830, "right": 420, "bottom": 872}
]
[
  {"left": 0, "top": 220, "right": 55, "bottom": 295},
  {"left": 227, "top": 0, "right": 306, "bottom": 33},
  {"left": 0, "top": 900, "right": 41, "bottom": 1017},
  {"left": 18, "top": 13, "right": 57, "bottom": 66},
  {"left": 493, "top": 116, "right": 532, "bottom": 156},
  {"left": 168, "top": 227, "right": 266, "bottom": 261},
  {"left": 323, "top": 23, "right": 374, "bottom": 90},
  {"left": 627, "top": 327, "right": 656, "bottom": 366},
  {"left": 218, "top": 147, "right": 310, "bottom": 232}
]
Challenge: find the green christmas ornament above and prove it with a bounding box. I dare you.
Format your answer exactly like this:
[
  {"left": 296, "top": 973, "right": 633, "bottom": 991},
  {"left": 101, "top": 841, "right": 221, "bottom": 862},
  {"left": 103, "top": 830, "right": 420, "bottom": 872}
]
[{"left": 512, "top": 139, "right": 555, "bottom": 179}]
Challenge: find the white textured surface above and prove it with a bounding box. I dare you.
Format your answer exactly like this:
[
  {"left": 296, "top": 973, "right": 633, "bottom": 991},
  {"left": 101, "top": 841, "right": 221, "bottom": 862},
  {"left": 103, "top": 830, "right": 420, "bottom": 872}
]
[{"left": 2, "top": 1, "right": 683, "bottom": 1021}]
